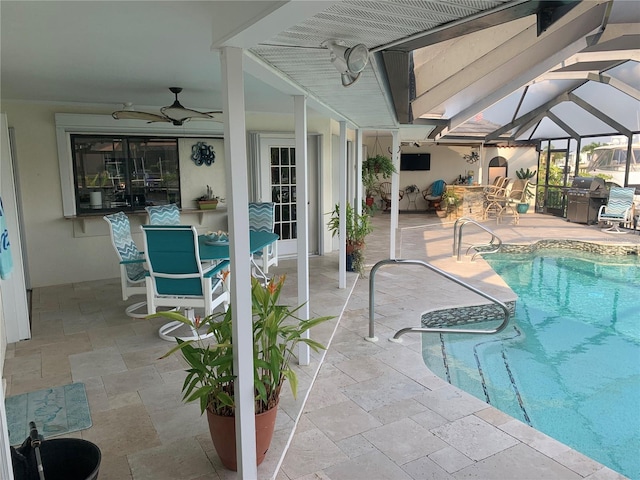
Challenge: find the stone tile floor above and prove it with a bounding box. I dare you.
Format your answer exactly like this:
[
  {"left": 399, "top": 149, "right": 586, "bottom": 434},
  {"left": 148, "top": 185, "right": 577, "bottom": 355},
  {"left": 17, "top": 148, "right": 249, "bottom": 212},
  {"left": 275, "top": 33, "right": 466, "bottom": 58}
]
[{"left": 4, "top": 212, "right": 637, "bottom": 479}]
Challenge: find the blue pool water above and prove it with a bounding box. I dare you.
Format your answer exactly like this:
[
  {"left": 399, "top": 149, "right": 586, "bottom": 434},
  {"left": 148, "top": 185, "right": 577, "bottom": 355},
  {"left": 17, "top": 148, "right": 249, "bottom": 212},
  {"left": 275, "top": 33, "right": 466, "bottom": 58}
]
[{"left": 421, "top": 249, "right": 640, "bottom": 479}]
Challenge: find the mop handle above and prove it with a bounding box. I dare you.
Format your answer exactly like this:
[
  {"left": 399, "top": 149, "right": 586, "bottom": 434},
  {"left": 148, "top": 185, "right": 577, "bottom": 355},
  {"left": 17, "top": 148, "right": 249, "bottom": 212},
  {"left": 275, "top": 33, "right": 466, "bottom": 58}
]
[{"left": 29, "top": 422, "right": 46, "bottom": 480}]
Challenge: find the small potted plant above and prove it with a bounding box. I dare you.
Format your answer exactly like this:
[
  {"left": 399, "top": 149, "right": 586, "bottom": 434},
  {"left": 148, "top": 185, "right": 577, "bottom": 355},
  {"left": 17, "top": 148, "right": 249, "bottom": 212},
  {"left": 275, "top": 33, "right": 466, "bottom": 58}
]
[
  {"left": 326, "top": 202, "right": 373, "bottom": 276},
  {"left": 515, "top": 168, "right": 537, "bottom": 213},
  {"left": 196, "top": 185, "right": 219, "bottom": 210},
  {"left": 154, "top": 275, "right": 332, "bottom": 471},
  {"left": 441, "top": 188, "right": 461, "bottom": 217}
]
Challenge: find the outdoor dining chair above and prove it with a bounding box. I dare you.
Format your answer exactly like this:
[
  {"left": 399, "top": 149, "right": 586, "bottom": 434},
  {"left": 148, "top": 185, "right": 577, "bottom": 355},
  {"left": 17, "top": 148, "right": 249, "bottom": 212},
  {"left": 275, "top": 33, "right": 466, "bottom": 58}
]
[
  {"left": 103, "top": 212, "right": 147, "bottom": 318},
  {"left": 597, "top": 186, "right": 636, "bottom": 233},
  {"left": 497, "top": 179, "right": 529, "bottom": 224},
  {"left": 248, "top": 202, "right": 278, "bottom": 274},
  {"left": 145, "top": 203, "right": 181, "bottom": 225},
  {"left": 141, "top": 225, "right": 230, "bottom": 341}
]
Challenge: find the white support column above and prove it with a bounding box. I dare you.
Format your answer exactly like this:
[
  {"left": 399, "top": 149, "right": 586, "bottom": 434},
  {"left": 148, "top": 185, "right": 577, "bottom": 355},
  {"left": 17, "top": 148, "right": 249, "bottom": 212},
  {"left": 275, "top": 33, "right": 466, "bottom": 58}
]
[
  {"left": 389, "top": 131, "right": 400, "bottom": 259},
  {"left": 295, "top": 95, "right": 310, "bottom": 366},
  {"left": 220, "top": 46, "right": 257, "bottom": 478},
  {"left": 355, "top": 129, "right": 364, "bottom": 216},
  {"left": 338, "top": 121, "right": 347, "bottom": 289},
  {"left": 478, "top": 143, "right": 485, "bottom": 185}
]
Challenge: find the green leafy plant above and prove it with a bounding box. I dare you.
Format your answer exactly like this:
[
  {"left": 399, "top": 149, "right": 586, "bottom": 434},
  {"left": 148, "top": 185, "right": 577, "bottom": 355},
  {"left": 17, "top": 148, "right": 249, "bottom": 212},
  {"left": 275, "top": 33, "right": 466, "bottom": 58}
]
[
  {"left": 155, "top": 276, "right": 333, "bottom": 416},
  {"left": 441, "top": 188, "right": 461, "bottom": 207},
  {"left": 362, "top": 154, "right": 396, "bottom": 198},
  {"left": 516, "top": 168, "right": 537, "bottom": 200},
  {"left": 327, "top": 202, "right": 373, "bottom": 249},
  {"left": 327, "top": 202, "right": 373, "bottom": 276},
  {"left": 405, "top": 184, "right": 419, "bottom": 193}
]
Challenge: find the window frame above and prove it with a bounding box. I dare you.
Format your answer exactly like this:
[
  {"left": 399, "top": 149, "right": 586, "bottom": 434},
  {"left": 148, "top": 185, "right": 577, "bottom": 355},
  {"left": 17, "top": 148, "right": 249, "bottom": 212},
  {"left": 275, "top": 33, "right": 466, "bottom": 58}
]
[{"left": 56, "top": 113, "right": 223, "bottom": 217}]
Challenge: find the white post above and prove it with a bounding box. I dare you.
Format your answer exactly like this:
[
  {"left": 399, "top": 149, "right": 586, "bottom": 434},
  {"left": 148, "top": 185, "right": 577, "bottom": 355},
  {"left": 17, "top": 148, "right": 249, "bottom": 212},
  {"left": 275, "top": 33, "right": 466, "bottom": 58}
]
[
  {"left": 338, "top": 121, "right": 347, "bottom": 289},
  {"left": 295, "top": 95, "right": 310, "bottom": 365},
  {"left": 220, "top": 46, "right": 257, "bottom": 478},
  {"left": 389, "top": 130, "right": 400, "bottom": 259},
  {"left": 355, "top": 129, "right": 364, "bottom": 216}
]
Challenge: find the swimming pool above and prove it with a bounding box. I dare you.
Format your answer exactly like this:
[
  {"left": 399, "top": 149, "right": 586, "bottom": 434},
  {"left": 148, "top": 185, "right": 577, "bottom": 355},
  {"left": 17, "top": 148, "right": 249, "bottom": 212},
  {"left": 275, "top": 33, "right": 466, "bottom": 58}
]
[{"left": 421, "top": 248, "right": 640, "bottom": 479}]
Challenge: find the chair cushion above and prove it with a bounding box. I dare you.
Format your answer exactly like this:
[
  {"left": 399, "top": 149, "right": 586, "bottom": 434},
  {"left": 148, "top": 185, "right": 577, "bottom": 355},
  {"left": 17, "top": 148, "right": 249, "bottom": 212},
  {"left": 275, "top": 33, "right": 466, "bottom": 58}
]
[{"left": 146, "top": 204, "right": 180, "bottom": 225}]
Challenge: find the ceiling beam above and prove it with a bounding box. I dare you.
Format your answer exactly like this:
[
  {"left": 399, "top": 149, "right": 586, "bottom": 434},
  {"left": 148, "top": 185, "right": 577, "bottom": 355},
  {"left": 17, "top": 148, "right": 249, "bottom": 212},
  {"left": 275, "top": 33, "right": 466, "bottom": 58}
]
[
  {"left": 484, "top": 92, "right": 569, "bottom": 141},
  {"left": 546, "top": 111, "right": 580, "bottom": 140},
  {"left": 586, "top": 72, "right": 640, "bottom": 101},
  {"left": 371, "top": 0, "right": 579, "bottom": 53},
  {"left": 427, "top": 2, "right": 609, "bottom": 136},
  {"left": 568, "top": 92, "right": 632, "bottom": 137}
]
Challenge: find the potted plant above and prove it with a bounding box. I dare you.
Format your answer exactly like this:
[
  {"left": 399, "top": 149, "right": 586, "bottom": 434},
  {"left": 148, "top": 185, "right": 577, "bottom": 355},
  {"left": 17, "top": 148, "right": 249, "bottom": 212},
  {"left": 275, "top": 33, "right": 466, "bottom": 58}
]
[
  {"left": 441, "top": 188, "right": 461, "bottom": 217},
  {"left": 515, "top": 168, "right": 537, "bottom": 213},
  {"left": 326, "top": 202, "right": 373, "bottom": 276},
  {"left": 154, "top": 275, "right": 332, "bottom": 471},
  {"left": 196, "top": 185, "right": 219, "bottom": 210},
  {"left": 362, "top": 154, "right": 396, "bottom": 207}
]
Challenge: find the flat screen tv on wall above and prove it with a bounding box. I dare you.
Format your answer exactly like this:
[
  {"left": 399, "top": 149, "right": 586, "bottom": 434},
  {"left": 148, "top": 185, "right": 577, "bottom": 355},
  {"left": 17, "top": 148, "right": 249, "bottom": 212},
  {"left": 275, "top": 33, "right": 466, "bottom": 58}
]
[{"left": 400, "top": 153, "right": 431, "bottom": 171}]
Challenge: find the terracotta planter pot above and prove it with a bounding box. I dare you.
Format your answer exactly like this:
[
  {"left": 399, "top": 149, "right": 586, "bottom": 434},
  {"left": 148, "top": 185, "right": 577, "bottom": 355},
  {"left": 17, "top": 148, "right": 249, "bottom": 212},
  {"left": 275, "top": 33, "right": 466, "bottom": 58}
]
[
  {"left": 365, "top": 196, "right": 374, "bottom": 206},
  {"left": 206, "top": 405, "right": 278, "bottom": 471}
]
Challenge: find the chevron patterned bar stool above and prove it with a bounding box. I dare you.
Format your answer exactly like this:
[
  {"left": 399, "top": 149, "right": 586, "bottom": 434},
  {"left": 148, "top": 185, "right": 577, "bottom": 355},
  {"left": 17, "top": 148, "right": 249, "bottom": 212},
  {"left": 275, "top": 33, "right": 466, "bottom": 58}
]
[{"left": 104, "top": 212, "right": 148, "bottom": 318}]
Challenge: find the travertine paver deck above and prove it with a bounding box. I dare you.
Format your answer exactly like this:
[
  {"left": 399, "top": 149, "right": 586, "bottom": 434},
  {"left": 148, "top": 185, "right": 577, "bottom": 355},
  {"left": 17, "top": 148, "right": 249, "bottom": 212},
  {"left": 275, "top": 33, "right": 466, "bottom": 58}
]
[{"left": 4, "top": 212, "right": 636, "bottom": 479}]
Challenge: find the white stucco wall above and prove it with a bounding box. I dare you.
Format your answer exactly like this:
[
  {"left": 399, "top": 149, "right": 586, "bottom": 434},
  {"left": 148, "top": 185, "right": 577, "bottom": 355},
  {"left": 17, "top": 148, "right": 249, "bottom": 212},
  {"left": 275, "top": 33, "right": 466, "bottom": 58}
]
[{"left": 0, "top": 102, "right": 338, "bottom": 288}]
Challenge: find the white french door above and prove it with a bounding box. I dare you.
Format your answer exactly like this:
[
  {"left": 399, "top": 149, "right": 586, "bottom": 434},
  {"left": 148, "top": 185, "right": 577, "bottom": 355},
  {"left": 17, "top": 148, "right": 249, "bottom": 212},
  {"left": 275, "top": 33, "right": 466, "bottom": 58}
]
[{"left": 259, "top": 135, "right": 318, "bottom": 257}]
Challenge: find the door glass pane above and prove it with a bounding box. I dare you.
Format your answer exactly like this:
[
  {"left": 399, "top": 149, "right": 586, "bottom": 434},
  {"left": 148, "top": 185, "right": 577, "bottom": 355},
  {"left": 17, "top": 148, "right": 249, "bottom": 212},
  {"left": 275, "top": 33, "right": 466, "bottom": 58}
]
[{"left": 269, "top": 146, "right": 296, "bottom": 241}]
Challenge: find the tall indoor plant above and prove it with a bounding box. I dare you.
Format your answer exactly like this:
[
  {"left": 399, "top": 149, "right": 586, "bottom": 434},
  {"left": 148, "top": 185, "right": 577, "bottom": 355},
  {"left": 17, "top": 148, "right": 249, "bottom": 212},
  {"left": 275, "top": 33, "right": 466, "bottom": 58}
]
[
  {"left": 153, "top": 275, "right": 332, "bottom": 471},
  {"left": 327, "top": 202, "right": 373, "bottom": 275}
]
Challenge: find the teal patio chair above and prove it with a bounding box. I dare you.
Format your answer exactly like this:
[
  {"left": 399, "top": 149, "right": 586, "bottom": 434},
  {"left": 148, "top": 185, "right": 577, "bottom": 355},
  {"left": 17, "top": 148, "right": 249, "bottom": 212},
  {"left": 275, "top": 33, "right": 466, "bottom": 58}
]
[
  {"left": 249, "top": 202, "right": 278, "bottom": 274},
  {"left": 141, "top": 225, "right": 230, "bottom": 341},
  {"left": 104, "top": 212, "right": 147, "bottom": 318},
  {"left": 598, "top": 187, "right": 635, "bottom": 233},
  {"left": 145, "top": 203, "right": 181, "bottom": 225}
]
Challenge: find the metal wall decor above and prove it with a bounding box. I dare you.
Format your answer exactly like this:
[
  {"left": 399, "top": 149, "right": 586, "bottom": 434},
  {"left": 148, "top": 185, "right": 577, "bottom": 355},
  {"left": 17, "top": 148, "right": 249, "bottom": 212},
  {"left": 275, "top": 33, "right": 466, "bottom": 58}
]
[
  {"left": 464, "top": 151, "right": 480, "bottom": 164},
  {"left": 191, "top": 141, "right": 216, "bottom": 166}
]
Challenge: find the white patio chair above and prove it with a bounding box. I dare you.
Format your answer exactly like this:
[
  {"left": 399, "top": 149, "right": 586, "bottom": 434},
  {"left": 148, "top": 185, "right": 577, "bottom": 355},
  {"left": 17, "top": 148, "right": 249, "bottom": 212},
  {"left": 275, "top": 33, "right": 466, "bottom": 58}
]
[
  {"left": 598, "top": 187, "right": 635, "bottom": 233},
  {"left": 103, "top": 212, "right": 147, "bottom": 318}
]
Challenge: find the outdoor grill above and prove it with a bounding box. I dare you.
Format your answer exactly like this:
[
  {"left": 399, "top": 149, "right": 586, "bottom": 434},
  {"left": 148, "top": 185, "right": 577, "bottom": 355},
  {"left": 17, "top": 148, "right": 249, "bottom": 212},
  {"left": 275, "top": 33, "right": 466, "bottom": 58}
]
[{"left": 566, "top": 177, "right": 608, "bottom": 224}]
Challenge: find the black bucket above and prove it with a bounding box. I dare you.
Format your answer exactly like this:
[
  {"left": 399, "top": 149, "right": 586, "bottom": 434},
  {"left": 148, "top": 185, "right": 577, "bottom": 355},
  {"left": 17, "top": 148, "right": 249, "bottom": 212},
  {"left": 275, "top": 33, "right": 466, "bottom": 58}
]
[{"left": 11, "top": 427, "right": 101, "bottom": 480}]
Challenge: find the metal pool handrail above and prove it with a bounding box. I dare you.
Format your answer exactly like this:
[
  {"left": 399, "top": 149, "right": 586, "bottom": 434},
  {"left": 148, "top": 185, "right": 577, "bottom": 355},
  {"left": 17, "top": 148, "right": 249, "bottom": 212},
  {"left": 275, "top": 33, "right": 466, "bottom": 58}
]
[
  {"left": 367, "top": 259, "right": 510, "bottom": 342},
  {"left": 453, "top": 217, "right": 502, "bottom": 261}
]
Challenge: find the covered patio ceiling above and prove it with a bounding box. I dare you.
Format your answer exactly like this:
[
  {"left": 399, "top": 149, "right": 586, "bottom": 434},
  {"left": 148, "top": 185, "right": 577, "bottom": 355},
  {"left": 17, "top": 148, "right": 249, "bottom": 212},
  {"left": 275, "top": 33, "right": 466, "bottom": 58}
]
[{"left": 1, "top": 1, "right": 638, "bottom": 144}]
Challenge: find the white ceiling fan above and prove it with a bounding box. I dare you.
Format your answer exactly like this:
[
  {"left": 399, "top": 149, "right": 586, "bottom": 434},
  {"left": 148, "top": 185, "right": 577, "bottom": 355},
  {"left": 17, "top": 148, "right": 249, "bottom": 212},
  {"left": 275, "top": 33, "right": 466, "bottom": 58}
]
[{"left": 112, "top": 87, "right": 221, "bottom": 125}]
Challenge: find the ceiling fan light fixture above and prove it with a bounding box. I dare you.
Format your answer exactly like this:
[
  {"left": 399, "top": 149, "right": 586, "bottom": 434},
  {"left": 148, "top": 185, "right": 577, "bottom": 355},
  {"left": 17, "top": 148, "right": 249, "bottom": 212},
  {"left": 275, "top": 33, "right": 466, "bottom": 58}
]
[{"left": 112, "top": 87, "right": 221, "bottom": 125}]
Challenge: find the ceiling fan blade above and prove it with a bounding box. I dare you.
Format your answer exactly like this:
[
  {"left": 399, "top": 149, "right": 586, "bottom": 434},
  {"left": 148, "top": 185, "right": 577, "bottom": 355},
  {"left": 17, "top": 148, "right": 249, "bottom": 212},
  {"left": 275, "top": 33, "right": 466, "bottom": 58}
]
[
  {"left": 161, "top": 106, "right": 214, "bottom": 121},
  {"left": 112, "top": 111, "right": 170, "bottom": 123}
]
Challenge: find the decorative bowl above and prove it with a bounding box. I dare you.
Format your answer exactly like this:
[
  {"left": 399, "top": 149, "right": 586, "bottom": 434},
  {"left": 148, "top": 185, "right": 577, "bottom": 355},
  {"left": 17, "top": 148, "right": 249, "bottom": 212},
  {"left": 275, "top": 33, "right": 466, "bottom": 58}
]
[{"left": 204, "top": 231, "right": 229, "bottom": 245}]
